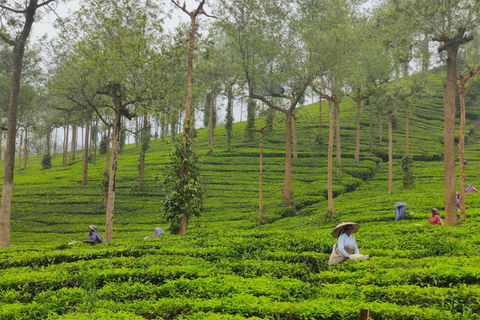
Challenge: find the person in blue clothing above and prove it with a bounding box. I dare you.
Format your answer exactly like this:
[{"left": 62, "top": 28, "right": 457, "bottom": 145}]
[
  {"left": 395, "top": 205, "right": 407, "bottom": 221},
  {"left": 81, "top": 225, "right": 106, "bottom": 244},
  {"left": 152, "top": 227, "right": 165, "bottom": 237}
]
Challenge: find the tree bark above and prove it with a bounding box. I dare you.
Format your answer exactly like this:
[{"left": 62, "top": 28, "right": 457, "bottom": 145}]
[
  {"left": 105, "top": 111, "right": 121, "bottom": 241},
  {"left": 139, "top": 114, "right": 147, "bottom": 188},
  {"left": 378, "top": 110, "right": 383, "bottom": 143},
  {"left": 135, "top": 105, "right": 139, "bottom": 148},
  {"left": 226, "top": 90, "right": 233, "bottom": 152},
  {"left": 369, "top": 99, "right": 373, "bottom": 153},
  {"left": 46, "top": 129, "right": 51, "bottom": 155},
  {"left": 405, "top": 101, "right": 410, "bottom": 155},
  {"left": 71, "top": 125, "right": 76, "bottom": 160},
  {"left": 327, "top": 97, "right": 334, "bottom": 217},
  {"left": 259, "top": 130, "right": 264, "bottom": 221},
  {"left": 458, "top": 79, "right": 466, "bottom": 220},
  {"left": 18, "top": 132, "right": 22, "bottom": 174},
  {"left": 444, "top": 47, "right": 459, "bottom": 226},
  {"left": 63, "top": 111, "right": 70, "bottom": 167},
  {"left": 334, "top": 99, "right": 341, "bottom": 178},
  {"left": 293, "top": 111, "right": 298, "bottom": 159},
  {"left": 93, "top": 115, "right": 98, "bottom": 165},
  {"left": 103, "top": 125, "right": 111, "bottom": 207},
  {"left": 456, "top": 65, "right": 480, "bottom": 220},
  {"left": 318, "top": 94, "right": 322, "bottom": 139},
  {"left": 89, "top": 120, "right": 93, "bottom": 156},
  {"left": 0, "top": 0, "right": 41, "bottom": 248},
  {"left": 160, "top": 114, "right": 165, "bottom": 142},
  {"left": 54, "top": 128, "right": 57, "bottom": 158},
  {"left": 23, "top": 127, "right": 28, "bottom": 168},
  {"left": 182, "top": 11, "right": 198, "bottom": 138},
  {"left": 209, "top": 93, "right": 214, "bottom": 153},
  {"left": 355, "top": 96, "right": 361, "bottom": 161},
  {"left": 82, "top": 113, "right": 90, "bottom": 185},
  {"left": 388, "top": 111, "right": 393, "bottom": 194},
  {"left": 284, "top": 109, "right": 293, "bottom": 201}
]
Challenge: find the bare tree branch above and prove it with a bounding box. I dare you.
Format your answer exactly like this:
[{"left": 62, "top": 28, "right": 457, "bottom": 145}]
[
  {"left": 37, "top": 0, "right": 57, "bottom": 8},
  {"left": 0, "top": 4, "right": 26, "bottom": 14}
]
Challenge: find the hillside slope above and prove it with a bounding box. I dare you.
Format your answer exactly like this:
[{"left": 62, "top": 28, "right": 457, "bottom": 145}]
[{"left": 2, "top": 70, "right": 480, "bottom": 319}]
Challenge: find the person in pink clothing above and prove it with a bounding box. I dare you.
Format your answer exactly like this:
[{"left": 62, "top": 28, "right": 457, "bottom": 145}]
[{"left": 429, "top": 208, "right": 443, "bottom": 225}]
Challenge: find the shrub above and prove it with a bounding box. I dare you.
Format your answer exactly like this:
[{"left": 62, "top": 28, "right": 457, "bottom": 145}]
[{"left": 41, "top": 153, "right": 52, "bottom": 170}]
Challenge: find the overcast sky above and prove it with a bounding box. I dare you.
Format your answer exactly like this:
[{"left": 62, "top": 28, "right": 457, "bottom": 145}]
[{"left": 31, "top": 0, "right": 213, "bottom": 41}]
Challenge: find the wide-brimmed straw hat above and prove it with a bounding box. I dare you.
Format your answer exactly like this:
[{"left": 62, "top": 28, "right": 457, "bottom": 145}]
[{"left": 330, "top": 222, "right": 360, "bottom": 238}]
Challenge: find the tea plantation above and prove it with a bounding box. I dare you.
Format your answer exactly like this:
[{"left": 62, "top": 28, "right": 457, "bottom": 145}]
[{"left": 2, "top": 70, "right": 480, "bottom": 319}]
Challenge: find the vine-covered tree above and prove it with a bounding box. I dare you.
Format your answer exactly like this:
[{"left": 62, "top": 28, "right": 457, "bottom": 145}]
[{"left": 163, "top": 0, "right": 214, "bottom": 235}]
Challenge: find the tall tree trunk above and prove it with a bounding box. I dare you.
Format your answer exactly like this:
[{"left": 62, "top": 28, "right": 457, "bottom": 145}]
[
  {"left": 89, "top": 120, "right": 93, "bottom": 156},
  {"left": 444, "top": 47, "right": 459, "bottom": 226},
  {"left": 103, "top": 125, "right": 111, "bottom": 207},
  {"left": 240, "top": 99, "right": 243, "bottom": 123},
  {"left": 173, "top": 0, "right": 219, "bottom": 235},
  {"left": 54, "top": 128, "right": 57, "bottom": 158},
  {"left": 378, "top": 110, "right": 383, "bottom": 143},
  {"left": 405, "top": 101, "right": 410, "bottom": 155},
  {"left": 456, "top": 65, "right": 480, "bottom": 220},
  {"left": 71, "top": 125, "right": 76, "bottom": 160},
  {"left": 0, "top": 131, "right": 2, "bottom": 162},
  {"left": 18, "top": 132, "right": 22, "bottom": 174},
  {"left": 0, "top": 0, "right": 38, "bottom": 248},
  {"left": 46, "top": 130, "right": 51, "bottom": 155},
  {"left": 160, "top": 114, "right": 165, "bottom": 142},
  {"left": 369, "top": 99, "right": 373, "bottom": 153},
  {"left": 209, "top": 93, "right": 214, "bottom": 153},
  {"left": 318, "top": 94, "right": 322, "bottom": 139},
  {"left": 226, "top": 88, "right": 233, "bottom": 152},
  {"left": 293, "top": 112, "right": 298, "bottom": 159},
  {"left": 139, "top": 114, "right": 148, "bottom": 188},
  {"left": 327, "top": 97, "right": 334, "bottom": 217},
  {"left": 355, "top": 96, "right": 361, "bottom": 161},
  {"left": 183, "top": 10, "right": 197, "bottom": 139},
  {"left": 105, "top": 111, "right": 121, "bottom": 242},
  {"left": 459, "top": 80, "right": 466, "bottom": 220},
  {"left": 388, "top": 111, "right": 393, "bottom": 194},
  {"left": 135, "top": 105, "right": 139, "bottom": 148},
  {"left": 258, "top": 130, "right": 264, "bottom": 221},
  {"left": 93, "top": 115, "right": 98, "bottom": 165},
  {"left": 23, "top": 127, "right": 27, "bottom": 168},
  {"left": 284, "top": 109, "right": 293, "bottom": 202},
  {"left": 63, "top": 112, "right": 70, "bottom": 167},
  {"left": 82, "top": 114, "right": 90, "bottom": 185},
  {"left": 334, "top": 100, "right": 341, "bottom": 178}
]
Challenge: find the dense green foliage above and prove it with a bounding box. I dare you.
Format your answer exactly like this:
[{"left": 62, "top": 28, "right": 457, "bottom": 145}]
[
  {"left": 400, "top": 154, "right": 415, "bottom": 189},
  {"left": 2, "top": 71, "right": 480, "bottom": 319},
  {"left": 162, "top": 135, "right": 204, "bottom": 234},
  {"left": 41, "top": 153, "right": 52, "bottom": 170},
  {"left": 99, "top": 135, "right": 107, "bottom": 155}
]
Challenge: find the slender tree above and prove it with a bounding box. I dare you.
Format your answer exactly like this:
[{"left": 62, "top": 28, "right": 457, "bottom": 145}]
[
  {"left": 244, "top": 123, "right": 272, "bottom": 222},
  {"left": 393, "top": 0, "right": 480, "bottom": 225},
  {"left": 0, "top": 0, "right": 57, "bottom": 248},
  {"left": 456, "top": 65, "right": 480, "bottom": 220},
  {"left": 168, "top": 0, "right": 215, "bottom": 235}
]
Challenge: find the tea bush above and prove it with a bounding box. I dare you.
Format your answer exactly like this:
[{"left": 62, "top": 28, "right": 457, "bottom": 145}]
[{"left": 3, "top": 70, "right": 480, "bottom": 319}]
